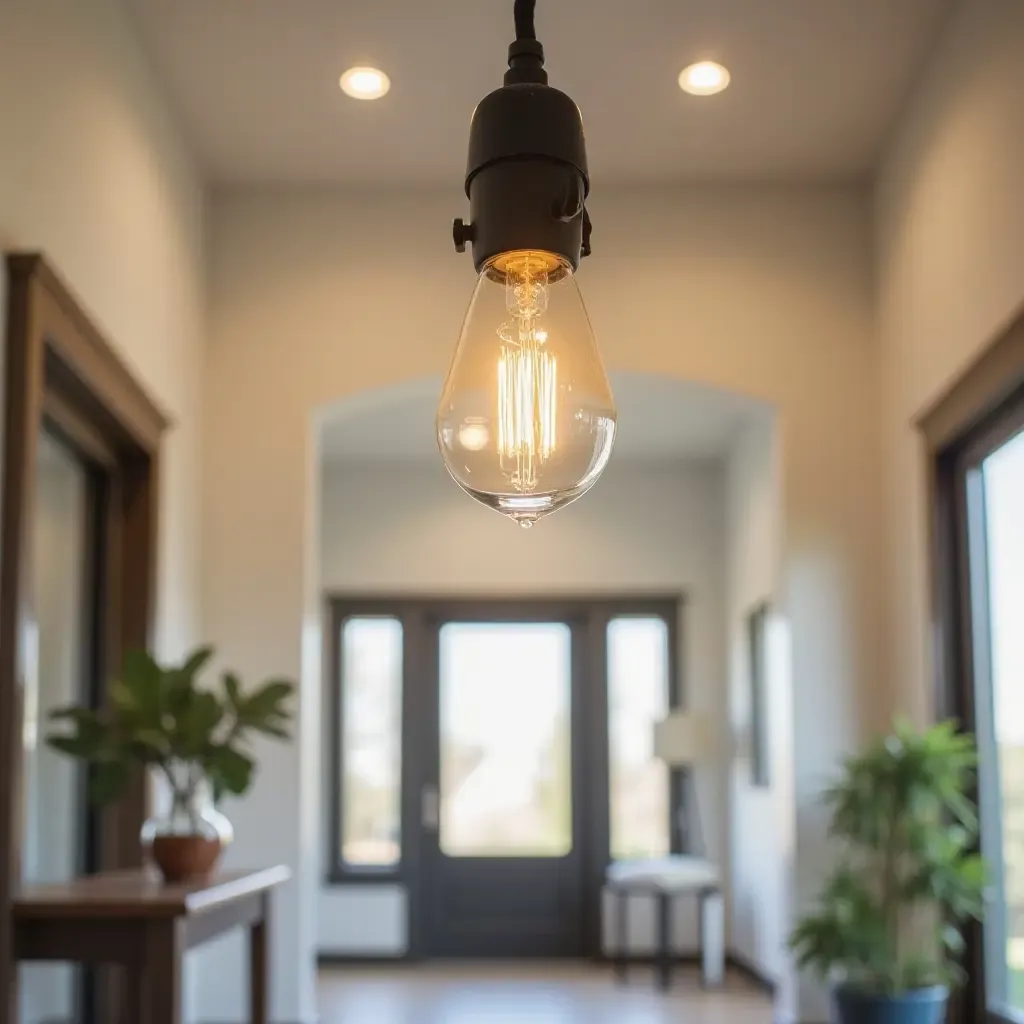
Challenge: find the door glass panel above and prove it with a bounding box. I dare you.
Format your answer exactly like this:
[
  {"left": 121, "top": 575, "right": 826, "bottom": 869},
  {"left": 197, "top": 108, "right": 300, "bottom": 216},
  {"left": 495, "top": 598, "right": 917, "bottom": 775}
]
[
  {"left": 21, "top": 432, "right": 88, "bottom": 1024},
  {"left": 978, "top": 427, "right": 1024, "bottom": 1014},
  {"left": 439, "top": 622, "right": 572, "bottom": 858},
  {"left": 607, "top": 616, "right": 671, "bottom": 860},
  {"left": 340, "top": 617, "right": 403, "bottom": 868}
]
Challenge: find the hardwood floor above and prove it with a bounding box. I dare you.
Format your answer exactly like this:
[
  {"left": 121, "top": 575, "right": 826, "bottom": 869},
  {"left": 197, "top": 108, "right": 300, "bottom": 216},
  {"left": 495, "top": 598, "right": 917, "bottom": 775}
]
[{"left": 317, "top": 963, "right": 774, "bottom": 1023}]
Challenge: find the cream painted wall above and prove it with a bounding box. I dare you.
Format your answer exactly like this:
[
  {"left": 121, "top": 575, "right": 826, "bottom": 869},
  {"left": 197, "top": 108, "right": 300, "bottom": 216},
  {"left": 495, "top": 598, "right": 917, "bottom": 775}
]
[
  {"left": 0, "top": 0, "right": 206, "bottom": 658},
  {"left": 726, "top": 421, "right": 797, "bottom": 1022},
  {"left": 0, "top": 0, "right": 207, "bottom": 1015},
  {"left": 205, "top": 183, "right": 881, "bottom": 1021},
  {"left": 316, "top": 457, "right": 729, "bottom": 957},
  {"left": 876, "top": 0, "right": 1024, "bottom": 722}
]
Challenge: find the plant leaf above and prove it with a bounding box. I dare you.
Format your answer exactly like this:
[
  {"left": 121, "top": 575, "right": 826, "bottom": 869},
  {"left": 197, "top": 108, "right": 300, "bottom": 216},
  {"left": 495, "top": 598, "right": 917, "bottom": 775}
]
[
  {"left": 222, "top": 671, "right": 242, "bottom": 709},
  {"left": 88, "top": 761, "right": 130, "bottom": 805},
  {"left": 121, "top": 649, "right": 163, "bottom": 697},
  {"left": 134, "top": 729, "right": 171, "bottom": 759},
  {"left": 205, "top": 745, "right": 254, "bottom": 796},
  {"left": 789, "top": 718, "right": 985, "bottom": 994},
  {"left": 243, "top": 679, "right": 294, "bottom": 716},
  {"left": 255, "top": 722, "right": 291, "bottom": 741},
  {"left": 48, "top": 734, "right": 103, "bottom": 759},
  {"left": 176, "top": 691, "right": 223, "bottom": 758},
  {"left": 178, "top": 645, "right": 215, "bottom": 683}
]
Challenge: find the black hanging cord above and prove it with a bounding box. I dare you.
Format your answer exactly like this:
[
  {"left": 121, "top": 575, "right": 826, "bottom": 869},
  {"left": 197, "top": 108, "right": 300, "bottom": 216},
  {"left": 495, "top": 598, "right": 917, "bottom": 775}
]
[
  {"left": 514, "top": 0, "right": 537, "bottom": 41},
  {"left": 505, "top": 0, "right": 545, "bottom": 85}
]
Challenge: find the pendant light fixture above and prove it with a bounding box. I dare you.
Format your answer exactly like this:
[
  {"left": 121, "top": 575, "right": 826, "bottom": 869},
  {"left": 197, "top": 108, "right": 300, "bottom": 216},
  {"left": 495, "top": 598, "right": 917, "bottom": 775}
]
[{"left": 436, "top": 0, "right": 617, "bottom": 528}]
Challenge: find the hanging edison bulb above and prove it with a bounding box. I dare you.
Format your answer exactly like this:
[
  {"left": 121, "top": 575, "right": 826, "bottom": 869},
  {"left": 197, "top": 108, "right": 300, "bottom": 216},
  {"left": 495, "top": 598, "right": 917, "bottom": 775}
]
[
  {"left": 438, "top": 251, "right": 615, "bottom": 527},
  {"left": 437, "top": 0, "right": 616, "bottom": 527}
]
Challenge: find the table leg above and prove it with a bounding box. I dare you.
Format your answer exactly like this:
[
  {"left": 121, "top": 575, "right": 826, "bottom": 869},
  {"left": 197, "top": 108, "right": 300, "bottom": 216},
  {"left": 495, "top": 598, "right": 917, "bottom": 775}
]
[
  {"left": 250, "top": 892, "right": 269, "bottom": 1024},
  {"left": 2, "top": 955, "right": 17, "bottom": 1024},
  {"left": 124, "top": 964, "right": 146, "bottom": 1024},
  {"left": 656, "top": 892, "right": 672, "bottom": 992},
  {"left": 142, "top": 920, "right": 182, "bottom": 1024},
  {"left": 614, "top": 889, "right": 628, "bottom": 983}
]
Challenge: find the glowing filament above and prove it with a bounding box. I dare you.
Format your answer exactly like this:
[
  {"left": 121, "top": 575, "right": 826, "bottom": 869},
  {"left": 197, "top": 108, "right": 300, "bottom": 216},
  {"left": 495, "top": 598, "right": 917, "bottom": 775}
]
[{"left": 497, "top": 330, "right": 557, "bottom": 493}]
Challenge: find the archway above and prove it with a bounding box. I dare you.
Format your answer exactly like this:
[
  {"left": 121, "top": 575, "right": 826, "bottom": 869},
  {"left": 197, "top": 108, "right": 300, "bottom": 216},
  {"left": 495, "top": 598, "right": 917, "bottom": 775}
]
[{"left": 305, "top": 372, "right": 793, "bottom": 1015}]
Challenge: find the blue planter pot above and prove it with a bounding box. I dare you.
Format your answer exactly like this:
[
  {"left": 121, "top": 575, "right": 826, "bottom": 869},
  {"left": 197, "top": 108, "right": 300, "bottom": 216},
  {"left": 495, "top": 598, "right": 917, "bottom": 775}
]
[{"left": 833, "top": 985, "right": 948, "bottom": 1024}]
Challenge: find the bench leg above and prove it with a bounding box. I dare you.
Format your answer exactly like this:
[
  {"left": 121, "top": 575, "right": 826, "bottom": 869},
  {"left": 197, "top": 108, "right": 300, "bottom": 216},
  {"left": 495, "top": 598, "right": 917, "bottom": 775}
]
[
  {"left": 700, "top": 890, "right": 725, "bottom": 988},
  {"left": 614, "top": 890, "right": 629, "bottom": 984},
  {"left": 657, "top": 892, "right": 672, "bottom": 992}
]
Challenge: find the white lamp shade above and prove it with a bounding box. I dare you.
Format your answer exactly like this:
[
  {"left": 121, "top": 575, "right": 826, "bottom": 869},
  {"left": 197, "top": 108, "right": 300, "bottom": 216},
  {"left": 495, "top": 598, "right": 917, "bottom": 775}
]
[{"left": 653, "top": 710, "right": 716, "bottom": 766}]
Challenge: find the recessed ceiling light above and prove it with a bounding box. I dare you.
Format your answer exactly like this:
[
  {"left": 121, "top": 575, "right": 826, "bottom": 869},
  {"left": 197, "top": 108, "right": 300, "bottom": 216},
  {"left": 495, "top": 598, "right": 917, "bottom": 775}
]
[
  {"left": 339, "top": 66, "right": 390, "bottom": 101},
  {"left": 678, "top": 61, "right": 730, "bottom": 97}
]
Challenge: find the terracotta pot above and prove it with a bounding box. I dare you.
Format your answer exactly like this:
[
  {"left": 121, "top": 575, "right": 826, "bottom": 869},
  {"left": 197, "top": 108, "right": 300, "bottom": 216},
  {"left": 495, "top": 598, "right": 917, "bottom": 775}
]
[
  {"left": 140, "top": 766, "right": 234, "bottom": 884},
  {"left": 148, "top": 834, "right": 224, "bottom": 884}
]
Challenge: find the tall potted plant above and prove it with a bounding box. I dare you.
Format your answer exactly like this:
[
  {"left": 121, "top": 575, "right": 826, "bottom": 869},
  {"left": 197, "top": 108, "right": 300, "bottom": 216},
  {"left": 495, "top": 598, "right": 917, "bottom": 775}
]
[
  {"left": 46, "top": 646, "right": 294, "bottom": 883},
  {"left": 790, "top": 719, "right": 986, "bottom": 1024}
]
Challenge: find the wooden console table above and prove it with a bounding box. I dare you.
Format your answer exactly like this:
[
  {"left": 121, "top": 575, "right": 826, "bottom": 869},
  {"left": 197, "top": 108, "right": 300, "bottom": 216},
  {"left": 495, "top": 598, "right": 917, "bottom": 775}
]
[{"left": 12, "top": 865, "right": 290, "bottom": 1024}]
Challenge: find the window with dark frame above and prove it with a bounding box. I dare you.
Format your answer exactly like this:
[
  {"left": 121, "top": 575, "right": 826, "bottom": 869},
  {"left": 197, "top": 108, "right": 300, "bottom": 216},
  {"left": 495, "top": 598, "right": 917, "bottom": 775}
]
[
  {"left": 938, "top": 392, "right": 1024, "bottom": 1024},
  {"left": 747, "top": 603, "right": 770, "bottom": 789},
  {"left": 922, "top": 306, "right": 1024, "bottom": 1024},
  {"left": 606, "top": 613, "right": 679, "bottom": 860},
  {"left": 329, "top": 613, "right": 404, "bottom": 879}
]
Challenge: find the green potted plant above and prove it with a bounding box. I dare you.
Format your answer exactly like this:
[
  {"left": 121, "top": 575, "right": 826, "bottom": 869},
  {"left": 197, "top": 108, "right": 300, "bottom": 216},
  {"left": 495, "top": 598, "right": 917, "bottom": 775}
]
[
  {"left": 46, "top": 645, "right": 294, "bottom": 884},
  {"left": 790, "top": 719, "right": 986, "bottom": 1024}
]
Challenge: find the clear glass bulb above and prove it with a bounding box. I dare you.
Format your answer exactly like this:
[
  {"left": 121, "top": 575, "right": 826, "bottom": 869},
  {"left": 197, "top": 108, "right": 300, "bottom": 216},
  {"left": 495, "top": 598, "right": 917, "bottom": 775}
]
[{"left": 437, "top": 250, "right": 617, "bottom": 527}]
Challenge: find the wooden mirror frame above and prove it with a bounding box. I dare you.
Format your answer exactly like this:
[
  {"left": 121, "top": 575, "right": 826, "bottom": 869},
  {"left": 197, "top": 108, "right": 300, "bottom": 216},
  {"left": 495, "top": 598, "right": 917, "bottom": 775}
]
[{"left": 0, "top": 253, "right": 168, "bottom": 1022}]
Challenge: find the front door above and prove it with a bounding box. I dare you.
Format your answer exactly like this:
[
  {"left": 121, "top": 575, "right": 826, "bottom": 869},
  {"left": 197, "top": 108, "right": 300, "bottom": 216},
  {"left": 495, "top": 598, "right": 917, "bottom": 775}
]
[{"left": 421, "top": 617, "right": 588, "bottom": 957}]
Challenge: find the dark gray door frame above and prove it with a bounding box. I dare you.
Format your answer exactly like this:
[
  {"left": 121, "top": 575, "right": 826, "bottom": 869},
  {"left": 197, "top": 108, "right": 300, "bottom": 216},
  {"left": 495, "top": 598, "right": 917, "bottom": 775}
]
[{"left": 324, "top": 593, "right": 684, "bottom": 962}]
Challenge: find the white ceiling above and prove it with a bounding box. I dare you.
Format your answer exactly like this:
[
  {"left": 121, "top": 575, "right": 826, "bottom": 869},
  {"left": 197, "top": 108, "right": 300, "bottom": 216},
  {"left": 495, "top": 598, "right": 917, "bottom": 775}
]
[
  {"left": 319, "top": 374, "right": 769, "bottom": 464},
  {"left": 126, "top": 0, "right": 953, "bottom": 186}
]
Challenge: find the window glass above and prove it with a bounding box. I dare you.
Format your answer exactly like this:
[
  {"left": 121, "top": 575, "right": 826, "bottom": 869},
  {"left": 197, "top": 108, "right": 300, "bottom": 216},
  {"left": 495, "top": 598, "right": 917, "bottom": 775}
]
[
  {"left": 439, "top": 622, "right": 573, "bottom": 858},
  {"left": 607, "top": 616, "right": 671, "bottom": 860},
  {"left": 340, "top": 617, "right": 403, "bottom": 868}
]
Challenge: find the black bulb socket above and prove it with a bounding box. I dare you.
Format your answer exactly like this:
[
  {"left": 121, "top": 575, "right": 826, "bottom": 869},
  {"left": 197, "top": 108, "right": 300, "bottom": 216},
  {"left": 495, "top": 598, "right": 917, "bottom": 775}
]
[{"left": 455, "top": 41, "right": 591, "bottom": 275}]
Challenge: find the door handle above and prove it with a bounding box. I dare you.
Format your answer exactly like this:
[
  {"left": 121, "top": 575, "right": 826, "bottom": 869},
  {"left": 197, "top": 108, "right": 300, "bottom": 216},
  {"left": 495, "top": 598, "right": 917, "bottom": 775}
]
[{"left": 421, "top": 784, "right": 439, "bottom": 831}]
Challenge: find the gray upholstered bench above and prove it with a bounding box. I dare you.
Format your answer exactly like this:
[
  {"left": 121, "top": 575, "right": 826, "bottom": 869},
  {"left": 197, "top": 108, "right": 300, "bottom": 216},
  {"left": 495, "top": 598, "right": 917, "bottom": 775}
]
[{"left": 607, "top": 856, "right": 725, "bottom": 991}]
